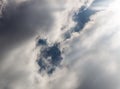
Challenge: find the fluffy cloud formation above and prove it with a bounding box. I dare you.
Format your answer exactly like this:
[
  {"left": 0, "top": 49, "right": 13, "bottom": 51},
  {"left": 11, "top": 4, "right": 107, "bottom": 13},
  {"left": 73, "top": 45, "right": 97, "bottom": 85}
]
[{"left": 0, "top": 0, "right": 120, "bottom": 89}]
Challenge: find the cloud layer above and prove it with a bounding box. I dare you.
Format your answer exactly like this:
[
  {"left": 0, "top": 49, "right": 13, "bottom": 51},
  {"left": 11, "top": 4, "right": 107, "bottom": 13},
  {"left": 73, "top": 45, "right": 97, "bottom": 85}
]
[{"left": 0, "top": 0, "right": 120, "bottom": 89}]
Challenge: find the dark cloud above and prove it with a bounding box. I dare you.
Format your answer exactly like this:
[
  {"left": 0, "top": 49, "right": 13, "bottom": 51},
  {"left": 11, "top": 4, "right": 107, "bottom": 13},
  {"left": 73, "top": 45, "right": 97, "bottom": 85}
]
[{"left": 0, "top": 0, "right": 54, "bottom": 60}]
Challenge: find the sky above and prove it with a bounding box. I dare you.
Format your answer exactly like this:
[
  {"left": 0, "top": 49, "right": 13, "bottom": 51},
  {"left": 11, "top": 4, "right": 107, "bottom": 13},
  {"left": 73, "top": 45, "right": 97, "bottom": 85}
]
[{"left": 0, "top": 0, "right": 120, "bottom": 89}]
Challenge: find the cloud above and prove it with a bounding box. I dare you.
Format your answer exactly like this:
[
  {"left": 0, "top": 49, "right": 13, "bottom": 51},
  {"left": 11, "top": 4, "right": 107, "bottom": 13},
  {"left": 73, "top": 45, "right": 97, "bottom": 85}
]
[
  {"left": 0, "top": 0, "right": 120, "bottom": 89},
  {"left": 61, "top": 1, "right": 120, "bottom": 89},
  {"left": 0, "top": 0, "right": 54, "bottom": 89},
  {"left": 35, "top": 0, "right": 120, "bottom": 89},
  {"left": 0, "top": 0, "right": 54, "bottom": 60}
]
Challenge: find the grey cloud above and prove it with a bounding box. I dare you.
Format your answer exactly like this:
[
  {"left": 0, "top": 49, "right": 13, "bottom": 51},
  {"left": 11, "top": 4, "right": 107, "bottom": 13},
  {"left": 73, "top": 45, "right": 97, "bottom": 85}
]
[
  {"left": 63, "top": 37, "right": 120, "bottom": 89},
  {"left": 0, "top": 45, "right": 36, "bottom": 89},
  {"left": 76, "top": 60, "right": 119, "bottom": 89},
  {"left": 0, "top": 0, "right": 54, "bottom": 60},
  {"left": 0, "top": 0, "right": 119, "bottom": 89},
  {"left": 0, "top": 0, "right": 54, "bottom": 88}
]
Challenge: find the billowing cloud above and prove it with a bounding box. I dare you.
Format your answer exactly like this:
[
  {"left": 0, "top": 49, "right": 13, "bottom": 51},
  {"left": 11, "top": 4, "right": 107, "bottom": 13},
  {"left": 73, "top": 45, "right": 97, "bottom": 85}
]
[
  {"left": 0, "top": 0, "right": 54, "bottom": 60},
  {"left": 0, "top": 0, "right": 120, "bottom": 89}
]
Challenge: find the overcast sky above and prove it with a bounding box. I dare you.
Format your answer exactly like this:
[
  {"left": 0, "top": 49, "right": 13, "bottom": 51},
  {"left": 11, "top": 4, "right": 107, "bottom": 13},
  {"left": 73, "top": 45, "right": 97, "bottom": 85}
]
[{"left": 0, "top": 0, "right": 120, "bottom": 89}]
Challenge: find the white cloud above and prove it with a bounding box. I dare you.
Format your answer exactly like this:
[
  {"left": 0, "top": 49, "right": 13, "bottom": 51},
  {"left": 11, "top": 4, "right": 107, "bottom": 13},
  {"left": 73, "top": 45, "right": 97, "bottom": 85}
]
[{"left": 61, "top": 0, "right": 120, "bottom": 89}]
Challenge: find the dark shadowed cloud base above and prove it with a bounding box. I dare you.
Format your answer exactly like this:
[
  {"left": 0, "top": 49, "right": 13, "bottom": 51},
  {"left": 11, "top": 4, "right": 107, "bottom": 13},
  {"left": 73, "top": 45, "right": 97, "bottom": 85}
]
[{"left": 0, "top": 0, "right": 53, "bottom": 60}]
